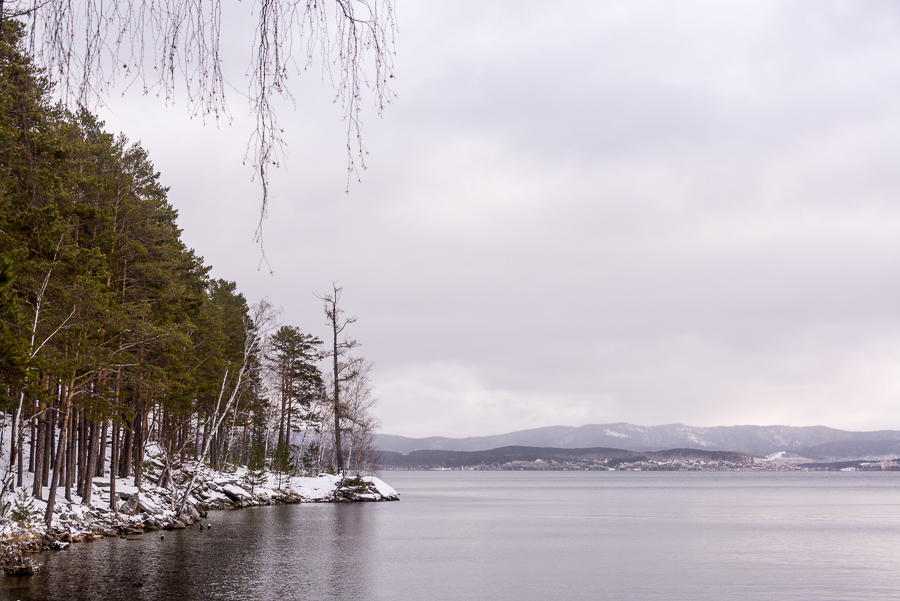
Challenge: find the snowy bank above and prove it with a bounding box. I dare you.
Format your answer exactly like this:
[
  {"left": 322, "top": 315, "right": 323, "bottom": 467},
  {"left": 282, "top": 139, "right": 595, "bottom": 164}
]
[{"left": 0, "top": 450, "right": 398, "bottom": 571}]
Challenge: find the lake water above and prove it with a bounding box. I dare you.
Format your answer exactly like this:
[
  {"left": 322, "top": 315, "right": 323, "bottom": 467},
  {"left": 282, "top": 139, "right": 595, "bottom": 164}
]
[{"left": 5, "top": 471, "right": 900, "bottom": 601}]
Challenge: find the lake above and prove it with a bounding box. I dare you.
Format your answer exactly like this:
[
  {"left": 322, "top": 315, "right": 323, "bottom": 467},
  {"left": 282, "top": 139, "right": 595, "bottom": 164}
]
[{"left": 5, "top": 471, "right": 900, "bottom": 600}]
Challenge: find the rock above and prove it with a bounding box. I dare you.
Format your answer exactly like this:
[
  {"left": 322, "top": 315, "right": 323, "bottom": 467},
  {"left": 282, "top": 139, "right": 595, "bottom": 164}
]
[
  {"left": 220, "top": 484, "right": 252, "bottom": 503},
  {"left": 366, "top": 477, "right": 400, "bottom": 501},
  {"left": 177, "top": 504, "right": 199, "bottom": 524},
  {"left": 163, "top": 521, "right": 186, "bottom": 530},
  {"left": 122, "top": 494, "right": 140, "bottom": 515},
  {"left": 137, "top": 495, "right": 162, "bottom": 514},
  {"left": 41, "top": 533, "right": 57, "bottom": 545}
]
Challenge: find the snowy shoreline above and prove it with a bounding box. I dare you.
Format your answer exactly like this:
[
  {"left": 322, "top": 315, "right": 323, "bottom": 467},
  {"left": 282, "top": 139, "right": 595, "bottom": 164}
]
[{"left": 0, "top": 452, "right": 398, "bottom": 572}]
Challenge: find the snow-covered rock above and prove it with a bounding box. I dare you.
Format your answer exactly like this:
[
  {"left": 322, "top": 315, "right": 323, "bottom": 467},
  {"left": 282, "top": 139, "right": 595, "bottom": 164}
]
[
  {"left": 221, "top": 483, "right": 253, "bottom": 502},
  {"left": 1, "top": 417, "right": 399, "bottom": 557},
  {"left": 367, "top": 476, "right": 400, "bottom": 501}
]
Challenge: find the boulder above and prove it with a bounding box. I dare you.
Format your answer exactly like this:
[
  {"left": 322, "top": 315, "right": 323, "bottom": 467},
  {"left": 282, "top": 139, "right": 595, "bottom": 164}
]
[
  {"left": 137, "top": 495, "right": 163, "bottom": 515},
  {"left": 220, "top": 484, "right": 252, "bottom": 503},
  {"left": 122, "top": 494, "right": 140, "bottom": 515}
]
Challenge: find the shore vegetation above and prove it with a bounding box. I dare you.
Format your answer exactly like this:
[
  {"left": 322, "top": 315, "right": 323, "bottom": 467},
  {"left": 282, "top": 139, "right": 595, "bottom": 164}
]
[{"left": 0, "top": 19, "right": 386, "bottom": 572}]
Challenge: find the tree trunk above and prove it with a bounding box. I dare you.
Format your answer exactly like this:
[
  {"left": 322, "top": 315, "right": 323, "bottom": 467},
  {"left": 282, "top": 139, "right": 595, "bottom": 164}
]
[
  {"left": 120, "top": 417, "right": 132, "bottom": 477},
  {"left": 16, "top": 409, "right": 24, "bottom": 487},
  {"left": 43, "top": 405, "right": 69, "bottom": 527},
  {"left": 133, "top": 402, "right": 143, "bottom": 490},
  {"left": 241, "top": 423, "right": 248, "bottom": 465},
  {"left": 31, "top": 406, "right": 44, "bottom": 499},
  {"left": 41, "top": 411, "right": 52, "bottom": 487},
  {"left": 278, "top": 377, "right": 286, "bottom": 449},
  {"left": 77, "top": 409, "right": 87, "bottom": 496},
  {"left": 65, "top": 409, "right": 74, "bottom": 501},
  {"left": 83, "top": 419, "right": 99, "bottom": 505},
  {"left": 97, "top": 417, "right": 107, "bottom": 476},
  {"left": 28, "top": 403, "right": 36, "bottom": 473},
  {"left": 333, "top": 329, "right": 344, "bottom": 473},
  {"left": 110, "top": 419, "right": 119, "bottom": 512},
  {"left": 48, "top": 404, "right": 56, "bottom": 477}
]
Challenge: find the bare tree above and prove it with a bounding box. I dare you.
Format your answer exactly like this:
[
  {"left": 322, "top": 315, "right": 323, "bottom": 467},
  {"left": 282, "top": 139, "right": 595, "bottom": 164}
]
[
  {"left": 316, "top": 283, "right": 362, "bottom": 474},
  {"left": 341, "top": 358, "right": 380, "bottom": 473},
  {"left": 176, "top": 298, "right": 276, "bottom": 517},
  {"left": 0, "top": 244, "right": 74, "bottom": 520},
  {"left": 0, "top": 0, "right": 397, "bottom": 240}
]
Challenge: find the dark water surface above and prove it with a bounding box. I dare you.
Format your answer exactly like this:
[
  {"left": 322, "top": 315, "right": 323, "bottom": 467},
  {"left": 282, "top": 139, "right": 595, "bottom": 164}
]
[{"left": 4, "top": 471, "right": 900, "bottom": 601}]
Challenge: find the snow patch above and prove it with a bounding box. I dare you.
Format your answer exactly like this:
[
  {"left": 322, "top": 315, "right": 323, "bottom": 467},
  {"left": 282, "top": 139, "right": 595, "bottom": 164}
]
[{"left": 603, "top": 429, "right": 630, "bottom": 439}]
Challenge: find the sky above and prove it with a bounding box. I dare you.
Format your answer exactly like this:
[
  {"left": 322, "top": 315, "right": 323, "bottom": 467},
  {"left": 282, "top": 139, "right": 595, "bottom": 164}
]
[{"left": 86, "top": 0, "right": 900, "bottom": 437}]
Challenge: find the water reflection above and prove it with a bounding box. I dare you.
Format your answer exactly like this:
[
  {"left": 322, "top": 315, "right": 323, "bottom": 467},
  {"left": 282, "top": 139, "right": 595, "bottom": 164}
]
[
  {"left": 5, "top": 472, "right": 900, "bottom": 601},
  {"left": 5, "top": 503, "right": 378, "bottom": 601}
]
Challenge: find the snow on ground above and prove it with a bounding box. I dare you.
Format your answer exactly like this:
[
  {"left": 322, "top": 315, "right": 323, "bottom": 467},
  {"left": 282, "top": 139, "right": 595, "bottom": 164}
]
[
  {"left": 368, "top": 477, "right": 399, "bottom": 499},
  {"left": 0, "top": 415, "right": 398, "bottom": 556},
  {"left": 764, "top": 451, "right": 814, "bottom": 463}
]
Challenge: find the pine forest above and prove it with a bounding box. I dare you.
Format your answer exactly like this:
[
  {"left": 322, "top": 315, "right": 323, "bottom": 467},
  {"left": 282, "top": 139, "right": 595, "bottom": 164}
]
[{"left": 0, "top": 20, "right": 382, "bottom": 536}]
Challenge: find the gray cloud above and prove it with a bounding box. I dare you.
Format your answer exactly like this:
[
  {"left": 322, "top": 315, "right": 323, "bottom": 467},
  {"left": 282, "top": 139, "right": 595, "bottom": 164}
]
[{"left": 99, "top": 1, "right": 900, "bottom": 436}]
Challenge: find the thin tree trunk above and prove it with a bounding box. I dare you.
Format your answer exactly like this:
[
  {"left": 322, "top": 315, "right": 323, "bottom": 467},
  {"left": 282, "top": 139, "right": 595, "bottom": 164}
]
[
  {"left": 194, "top": 417, "right": 200, "bottom": 460},
  {"left": 42, "top": 411, "right": 52, "bottom": 487},
  {"left": 333, "top": 336, "right": 344, "bottom": 473},
  {"left": 278, "top": 378, "right": 286, "bottom": 449},
  {"left": 121, "top": 415, "right": 132, "bottom": 477},
  {"left": 16, "top": 409, "right": 24, "bottom": 486},
  {"left": 133, "top": 401, "right": 143, "bottom": 490},
  {"left": 77, "top": 409, "right": 87, "bottom": 496},
  {"left": 83, "top": 418, "right": 99, "bottom": 505},
  {"left": 97, "top": 417, "right": 107, "bottom": 476},
  {"left": 48, "top": 403, "right": 56, "bottom": 473},
  {"left": 28, "top": 403, "right": 36, "bottom": 473},
  {"left": 241, "top": 423, "right": 248, "bottom": 465},
  {"left": 65, "top": 409, "right": 74, "bottom": 501},
  {"left": 44, "top": 404, "right": 69, "bottom": 527},
  {"left": 32, "top": 405, "right": 44, "bottom": 499},
  {"left": 110, "top": 418, "right": 119, "bottom": 512}
]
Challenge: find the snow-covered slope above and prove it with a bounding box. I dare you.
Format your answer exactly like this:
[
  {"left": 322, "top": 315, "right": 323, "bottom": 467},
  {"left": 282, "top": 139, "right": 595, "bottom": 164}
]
[{"left": 377, "top": 423, "right": 900, "bottom": 457}]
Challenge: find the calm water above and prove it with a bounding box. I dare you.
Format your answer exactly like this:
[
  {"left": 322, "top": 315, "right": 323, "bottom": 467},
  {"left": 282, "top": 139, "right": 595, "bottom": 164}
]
[{"left": 5, "top": 471, "right": 900, "bottom": 601}]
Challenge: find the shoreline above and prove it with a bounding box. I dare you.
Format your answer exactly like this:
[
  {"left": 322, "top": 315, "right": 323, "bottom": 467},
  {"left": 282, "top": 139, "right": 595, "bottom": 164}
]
[{"left": 1, "top": 455, "right": 398, "bottom": 575}]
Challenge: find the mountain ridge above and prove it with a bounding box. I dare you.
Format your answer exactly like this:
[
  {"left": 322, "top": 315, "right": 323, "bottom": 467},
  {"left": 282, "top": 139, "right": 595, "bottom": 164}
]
[{"left": 376, "top": 423, "right": 900, "bottom": 459}]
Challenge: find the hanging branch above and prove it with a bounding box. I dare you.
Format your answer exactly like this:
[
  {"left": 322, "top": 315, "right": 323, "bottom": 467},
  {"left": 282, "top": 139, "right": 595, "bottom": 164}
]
[{"left": 6, "top": 0, "right": 396, "bottom": 247}]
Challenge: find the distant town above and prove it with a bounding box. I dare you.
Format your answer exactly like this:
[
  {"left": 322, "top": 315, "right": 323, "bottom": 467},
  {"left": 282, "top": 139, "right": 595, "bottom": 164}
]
[{"left": 379, "top": 447, "right": 900, "bottom": 472}]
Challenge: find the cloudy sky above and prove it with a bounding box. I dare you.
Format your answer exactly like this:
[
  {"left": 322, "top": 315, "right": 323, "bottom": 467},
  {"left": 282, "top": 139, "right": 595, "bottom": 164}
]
[{"left": 93, "top": 0, "right": 900, "bottom": 437}]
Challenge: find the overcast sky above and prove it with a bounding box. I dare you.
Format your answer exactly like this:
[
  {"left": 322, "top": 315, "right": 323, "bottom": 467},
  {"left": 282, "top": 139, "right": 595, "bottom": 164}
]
[{"left": 94, "top": 0, "right": 900, "bottom": 437}]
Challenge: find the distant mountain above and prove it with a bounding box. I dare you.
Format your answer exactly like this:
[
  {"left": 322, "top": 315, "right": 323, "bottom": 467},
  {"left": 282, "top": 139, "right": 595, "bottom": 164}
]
[
  {"left": 379, "top": 445, "right": 753, "bottom": 469},
  {"left": 377, "top": 423, "right": 900, "bottom": 459},
  {"left": 796, "top": 439, "right": 900, "bottom": 461}
]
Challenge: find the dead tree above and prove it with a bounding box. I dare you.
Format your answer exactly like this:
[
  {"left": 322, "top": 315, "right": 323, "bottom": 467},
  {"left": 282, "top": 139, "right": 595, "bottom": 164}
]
[{"left": 316, "top": 284, "right": 363, "bottom": 475}]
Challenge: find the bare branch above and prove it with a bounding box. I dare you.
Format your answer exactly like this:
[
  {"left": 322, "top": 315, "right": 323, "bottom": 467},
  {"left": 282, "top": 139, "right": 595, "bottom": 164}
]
[{"left": 17, "top": 0, "right": 396, "bottom": 246}]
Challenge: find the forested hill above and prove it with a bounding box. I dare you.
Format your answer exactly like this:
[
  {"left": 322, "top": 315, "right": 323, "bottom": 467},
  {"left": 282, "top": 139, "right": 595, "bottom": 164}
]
[
  {"left": 379, "top": 446, "right": 753, "bottom": 470},
  {"left": 377, "top": 423, "right": 900, "bottom": 459}
]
